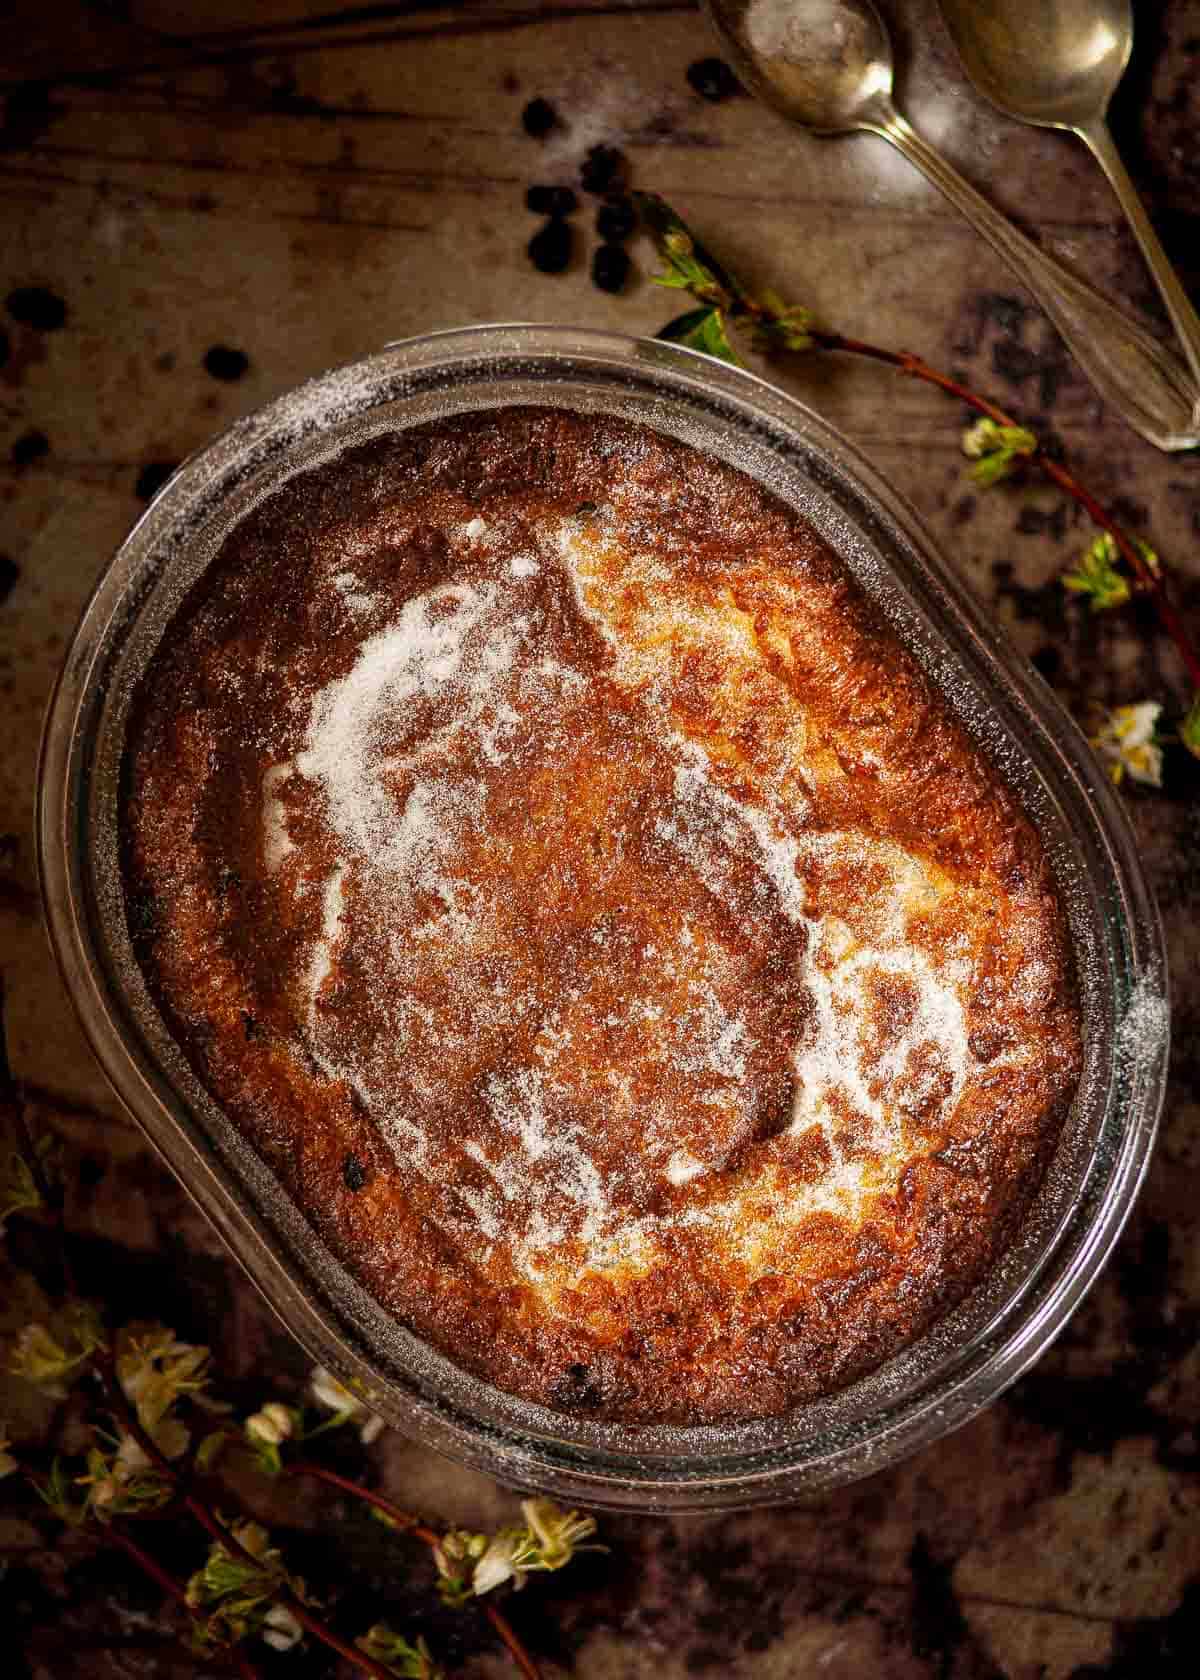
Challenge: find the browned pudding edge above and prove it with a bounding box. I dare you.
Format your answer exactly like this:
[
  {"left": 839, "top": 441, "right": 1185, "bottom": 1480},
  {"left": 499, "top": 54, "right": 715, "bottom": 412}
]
[{"left": 121, "top": 407, "right": 1082, "bottom": 1425}]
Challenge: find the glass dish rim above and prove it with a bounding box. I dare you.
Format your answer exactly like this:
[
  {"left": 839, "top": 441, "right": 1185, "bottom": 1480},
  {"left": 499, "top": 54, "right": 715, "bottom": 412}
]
[{"left": 36, "top": 323, "right": 1169, "bottom": 1511}]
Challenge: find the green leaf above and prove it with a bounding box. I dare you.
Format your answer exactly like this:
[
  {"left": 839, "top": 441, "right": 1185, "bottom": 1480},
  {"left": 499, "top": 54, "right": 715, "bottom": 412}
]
[
  {"left": 195, "top": 1430, "right": 227, "bottom": 1472},
  {"left": 1180, "top": 694, "right": 1200, "bottom": 762},
  {"left": 633, "top": 194, "right": 739, "bottom": 305},
  {"left": 657, "top": 305, "right": 740, "bottom": 365},
  {"left": 961, "top": 418, "right": 1037, "bottom": 486},
  {"left": 0, "top": 1149, "right": 42, "bottom": 1228},
  {"left": 752, "top": 292, "right": 818, "bottom": 353},
  {"left": 689, "top": 310, "right": 738, "bottom": 363},
  {"left": 10, "top": 1305, "right": 107, "bottom": 1396},
  {"left": 1062, "top": 532, "right": 1132, "bottom": 612},
  {"left": 32, "top": 1455, "right": 88, "bottom": 1526},
  {"left": 358, "top": 1624, "right": 443, "bottom": 1678},
  {"left": 183, "top": 1522, "right": 310, "bottom": 1654},
  {"left": 657, "top": 306, "right": 721, "bottom": 344}
]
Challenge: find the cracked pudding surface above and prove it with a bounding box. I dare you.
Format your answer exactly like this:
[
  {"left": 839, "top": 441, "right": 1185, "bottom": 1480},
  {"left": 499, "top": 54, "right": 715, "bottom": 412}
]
[{"left": 121, "top": 406, "right": 1082, "bottom": 1423}]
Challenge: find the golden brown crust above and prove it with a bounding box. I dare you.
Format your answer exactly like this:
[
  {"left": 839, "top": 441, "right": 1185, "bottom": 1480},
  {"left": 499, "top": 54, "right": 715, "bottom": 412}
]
[{"left": 121, "top": 407, "right": 1081, "bottom": 1423}]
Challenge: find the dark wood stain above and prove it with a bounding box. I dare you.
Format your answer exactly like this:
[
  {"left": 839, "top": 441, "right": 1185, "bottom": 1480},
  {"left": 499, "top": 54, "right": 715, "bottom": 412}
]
[
  {"left": 0, "top": 3, "right": 700, "bottom": 95},
  {"left": 11, "top": 428, "right": 50, "bottom": 467},
  {"left": 0, "top": 554, "right": 19, "bottom": 607},
  {"left": 0, "top": 79, "right": 57, "bottom": 152},
  {"left": 133, "top": 460, "right": 179, "bottom": 500},
  {"left": 909, "top": 1533, "right": 1002, "bottom": 1679}
]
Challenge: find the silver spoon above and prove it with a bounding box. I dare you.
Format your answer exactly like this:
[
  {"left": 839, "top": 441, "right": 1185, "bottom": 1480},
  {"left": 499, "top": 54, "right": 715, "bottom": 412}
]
[
  {"left": 704, "top": 0, "right": 1200, "bottom": 451},
  {"left": 936, "top": 0, "right": 1200, "bottom": 436}
]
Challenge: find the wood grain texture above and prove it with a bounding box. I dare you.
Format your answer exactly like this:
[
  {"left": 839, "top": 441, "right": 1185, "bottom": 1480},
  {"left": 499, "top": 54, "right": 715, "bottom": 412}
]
[{"left": 2, "top": 2, "right": 1200, "bottom": 1675}]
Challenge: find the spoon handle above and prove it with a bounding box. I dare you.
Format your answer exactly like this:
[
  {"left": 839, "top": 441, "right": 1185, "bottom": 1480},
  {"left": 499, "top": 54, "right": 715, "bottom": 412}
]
[
  {"left": 872, "top": 106, "right": 1200, "bottom": 451},
  {"left": 1075, "top": 117, "right": 1200, "bottom": 432}
]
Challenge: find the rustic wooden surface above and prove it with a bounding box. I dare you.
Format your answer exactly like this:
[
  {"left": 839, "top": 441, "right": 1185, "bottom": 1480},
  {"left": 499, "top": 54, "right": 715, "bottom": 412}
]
[{"left": 3, "top": 2, "right": 1200, "bottom": 1676}]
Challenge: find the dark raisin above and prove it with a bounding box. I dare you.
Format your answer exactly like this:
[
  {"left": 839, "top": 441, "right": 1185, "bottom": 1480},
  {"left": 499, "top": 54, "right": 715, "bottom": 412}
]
[
  {"left": 0, "top": 556, "right": 16, "bottom": 607},
  {"left": 203, "top": 345, "right": 249, "bottom": 381},
  {"left": 0, "top": 326, "right": 9, "bottom": 367},
  {"left": 596, "top": 195, "right": 636, "bottom": 242},
  {"left": 579, "top": 144, "right": 625, "bottom": 195},
  {"left": 241, "top": 1011, "right": 261, "bottom": 1042},
  {"left": 528, "top": 218, "right": 573, "bottom": 274},
  {"left": 686, "top": 57, "right": 742, "bottom": 102},
  {"left": 550, "top": 1361, "right": 604, "bottom": 1412},
  {"left": 591, "top": 243, "right": 630, "bottom": 294},
  {"left": 11, "top": 429, "right": 48, "bottom": 467},
  {"left": 134, "top": 460, "right": 180, "bottom": 501},
  {"left": 525, "top": 184, "right": 578, "bottom": 217},
  {"left": 521, "top": 96, "right": 558, "bottom": 138},
  {"left": 6, "top": 286, "right": 67, "bottom": 331},
  {"left": 343, "top": 1153, "right": 368, "bottom": 1192}
]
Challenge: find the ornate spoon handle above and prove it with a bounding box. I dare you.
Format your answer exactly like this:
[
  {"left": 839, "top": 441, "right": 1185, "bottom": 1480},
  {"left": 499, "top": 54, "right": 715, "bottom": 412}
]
[{"left": 869, "top": 102, "right": 1200, "bottom": 452}]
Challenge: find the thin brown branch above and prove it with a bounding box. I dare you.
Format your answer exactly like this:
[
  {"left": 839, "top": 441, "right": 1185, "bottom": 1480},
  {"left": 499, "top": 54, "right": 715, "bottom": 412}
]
[
  {"left": 97, "top": 1364, "right": 401, "bottom": 1680},
  {"left": 286, "top": 1459, "right": 439, "bottom": 1545},
  {"left": 485, "top": 1603, "right": 544, "bottom": 1680},
  {"left": 287, "top": 1460, "right": 544, "bottom": 1680},
  {"left": 648, "top": 179, "right": 1200, "bottom": 702},
  {"left": 107, "top": 1523, "right": 199, "bottom": 1614},
  {"left": 107, "top": 1526, "right": 263, "bottom": 1680},
  {"left": 15, "top": 1453, "right": 260, "bottom": 1680},
  {"left": 803, "top": 328, "right": 1200, "bottom": 692}
]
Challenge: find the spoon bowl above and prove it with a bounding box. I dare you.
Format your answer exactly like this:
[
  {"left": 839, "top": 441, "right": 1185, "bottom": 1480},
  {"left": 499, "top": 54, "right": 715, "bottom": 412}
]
[
  {"left": 708, "top": 0, "right": 894, "bottom": 132},
  {"left": 936, "top": 0, "right": 1132, "bottom": 130}
]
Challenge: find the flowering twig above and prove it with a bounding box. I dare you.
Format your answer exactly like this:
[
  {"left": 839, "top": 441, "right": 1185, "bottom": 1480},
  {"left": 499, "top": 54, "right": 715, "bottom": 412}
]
[
  {"left": 107, "top": 1526, "right": 264, "bottom": 1680},
  {"left": 287, "top": 1460, "right": 544, "bottom": 1680},
  {"left": 635, "top": 192, "right": 1200, "bottom": 746},
  {"left": 4, "top": 1291, "right": 588, "bottom": 1680},
  {"left": 8, "top": 1333, "right": 403, "bottom": 1677},
  {"left": 10, "top": 1443, "right": 260, "bottom": 1680},
  {"left": 5, "top": 1048, "right": 596, "bottom": 1680},
  {"left": 820, "top": 336, "right": 1200, "bottom": 690},
  {"left": 95, "top": 1358, "right": 401, "bottom": 1680}
]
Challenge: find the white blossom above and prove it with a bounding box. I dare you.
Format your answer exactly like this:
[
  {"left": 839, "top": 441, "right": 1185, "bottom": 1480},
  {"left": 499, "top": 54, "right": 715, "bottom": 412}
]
[
  {"left": 86, "top": 1417, "right": 187, "bottom": 1513},
  {"left": 116, "top": 1328, "right": 211, "bottom": 1433},
  {"left": 1090, "top": 701, "right": 1164, "bottom": 787},
  {"left": 262, "top": 1604, "right": 303, "bottom": 1651},
  {"left": 246, "top": 1401, "right": 295, "bottom": 1447},
  {"left": 471, "top": 1532, "right": 521, "bottom": 1595},
  {"left": 308, "top": 1365, "right": 384, "bottom": 1443}
]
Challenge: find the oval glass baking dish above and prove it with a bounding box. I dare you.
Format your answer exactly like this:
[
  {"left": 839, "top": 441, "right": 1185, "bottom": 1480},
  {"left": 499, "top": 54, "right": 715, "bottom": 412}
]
[{"left": 38, "top": 325, "right": 1168, "bottom": 1511}]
